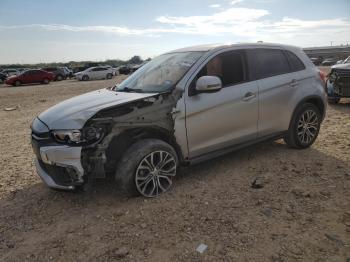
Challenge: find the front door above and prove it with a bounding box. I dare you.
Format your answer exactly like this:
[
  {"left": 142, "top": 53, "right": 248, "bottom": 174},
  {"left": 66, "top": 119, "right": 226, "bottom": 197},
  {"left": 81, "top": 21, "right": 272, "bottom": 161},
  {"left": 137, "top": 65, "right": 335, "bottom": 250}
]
[{"left": 185, "top": 50, "right": 259, "bottom": 158}]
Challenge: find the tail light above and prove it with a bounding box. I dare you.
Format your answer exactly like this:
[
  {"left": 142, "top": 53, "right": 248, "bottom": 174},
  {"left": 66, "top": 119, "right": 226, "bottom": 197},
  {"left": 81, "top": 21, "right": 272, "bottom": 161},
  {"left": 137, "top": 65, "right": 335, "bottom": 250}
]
[{"left": 318, "top": 70, "right": 327, "bottom": 84}]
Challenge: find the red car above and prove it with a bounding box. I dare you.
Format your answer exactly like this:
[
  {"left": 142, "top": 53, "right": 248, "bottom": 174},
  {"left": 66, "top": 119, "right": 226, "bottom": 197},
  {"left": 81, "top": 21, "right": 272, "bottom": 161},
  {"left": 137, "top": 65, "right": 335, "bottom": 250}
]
[{"left": 5, "top": 70, "right": 54, "bottom": 86}]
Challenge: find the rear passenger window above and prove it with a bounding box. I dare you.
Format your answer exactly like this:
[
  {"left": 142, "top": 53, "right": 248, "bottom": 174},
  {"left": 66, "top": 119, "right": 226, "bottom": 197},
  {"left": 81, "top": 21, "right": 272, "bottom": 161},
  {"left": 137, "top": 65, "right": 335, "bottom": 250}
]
[
  {"left": 254, "top": 49, "right": 290, "bottom": 79},
  {"left": 285, "top": 50, "right": 305, "bottom": 72}
]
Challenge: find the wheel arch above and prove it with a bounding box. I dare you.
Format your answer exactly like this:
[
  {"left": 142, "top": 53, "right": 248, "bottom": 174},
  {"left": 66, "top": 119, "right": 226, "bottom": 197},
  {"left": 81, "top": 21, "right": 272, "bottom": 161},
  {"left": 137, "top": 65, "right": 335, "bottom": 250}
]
[
  {"left": 290, "top": 95, "right": 326, "bottom": 127},
  {"left": 104, "top": 126, "right": 184, "bottom": 173}
]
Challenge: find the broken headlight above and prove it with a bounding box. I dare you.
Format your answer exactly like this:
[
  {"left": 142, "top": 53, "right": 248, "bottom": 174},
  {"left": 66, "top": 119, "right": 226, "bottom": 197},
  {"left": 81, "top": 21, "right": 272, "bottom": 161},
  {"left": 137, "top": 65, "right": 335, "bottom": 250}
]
[{"left": 52, "top": 127, "right": 102, "bottom": 145}]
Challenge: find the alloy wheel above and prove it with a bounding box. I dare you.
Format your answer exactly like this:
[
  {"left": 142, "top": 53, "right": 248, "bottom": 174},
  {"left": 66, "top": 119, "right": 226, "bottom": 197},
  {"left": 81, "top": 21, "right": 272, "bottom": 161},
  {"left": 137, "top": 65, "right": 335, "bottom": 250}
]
[
  {"left": 297, "top": 109, "right": 319, "bottom": 144},
  {"left": 135, "top": 150, "right": 176, "bottom": 197}
]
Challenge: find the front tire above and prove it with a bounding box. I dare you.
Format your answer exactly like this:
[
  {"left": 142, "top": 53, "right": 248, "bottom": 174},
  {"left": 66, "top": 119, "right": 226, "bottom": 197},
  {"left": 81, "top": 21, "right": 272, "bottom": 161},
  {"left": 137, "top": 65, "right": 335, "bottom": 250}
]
[
  {"left": 284, "top": 103, "right": 321, "bottom": 149},
  {"left": 14, "top": 80, "right": 21, "bottom": 86},
  {"left": 42, "top": 78, "right": 50, "bottom": 84},
  {"left": 115, "top": 139, "right": 178, "bottom": 197},
  {"left": 82, "top": 75, "right": 89, "bottom": 81},
  {"left": 106, "top": 73, "right": 112, "bottom": 79}
]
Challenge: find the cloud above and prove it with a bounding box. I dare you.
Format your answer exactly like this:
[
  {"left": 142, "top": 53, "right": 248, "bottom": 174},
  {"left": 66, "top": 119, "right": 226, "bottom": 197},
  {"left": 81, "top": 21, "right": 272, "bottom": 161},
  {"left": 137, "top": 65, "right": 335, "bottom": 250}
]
[
  {"left": 230, "top": 0, "right": 244, "bottom": 5},
  {"left": 209, "top": 4, "right": 221, "bottom": 8},
  {"left": 1, "top": 7, "right": 349, "bottom": 46},
  {"left": 0, "top": 24, "right": 148, "bottom": 35},
  {"left": 156, "top": 7, "right": 269, "bottom": 27}
]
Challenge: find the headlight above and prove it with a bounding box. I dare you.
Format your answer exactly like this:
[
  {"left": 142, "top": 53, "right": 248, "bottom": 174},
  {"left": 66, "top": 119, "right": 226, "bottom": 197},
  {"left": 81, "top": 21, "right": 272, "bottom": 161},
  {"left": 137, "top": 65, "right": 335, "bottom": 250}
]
[
  {"left": 52, "top": 127, "right": 102, "bottom": 144},
  {"left": 31, "top": 118, "right": 49, "bottom": 133}
]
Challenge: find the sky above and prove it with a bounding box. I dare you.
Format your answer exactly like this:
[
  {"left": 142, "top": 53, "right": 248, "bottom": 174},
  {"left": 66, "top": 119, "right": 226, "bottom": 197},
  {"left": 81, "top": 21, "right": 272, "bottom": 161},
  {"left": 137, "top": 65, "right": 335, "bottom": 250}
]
[{"left": 0, "top": 0, "right": 349, "bottom": 64}]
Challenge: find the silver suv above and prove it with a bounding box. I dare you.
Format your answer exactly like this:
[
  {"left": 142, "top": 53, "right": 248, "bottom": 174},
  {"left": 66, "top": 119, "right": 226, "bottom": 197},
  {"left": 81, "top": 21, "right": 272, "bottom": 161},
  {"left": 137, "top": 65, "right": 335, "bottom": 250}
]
[{"left": 31, "top": 43, "right": 327, "bottom": 197}]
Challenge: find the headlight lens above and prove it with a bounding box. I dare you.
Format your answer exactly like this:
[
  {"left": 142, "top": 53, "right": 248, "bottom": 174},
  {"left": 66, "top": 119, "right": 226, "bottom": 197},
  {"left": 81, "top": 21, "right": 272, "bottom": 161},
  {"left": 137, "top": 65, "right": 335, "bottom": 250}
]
[{"left": 52, "top": 127, "right": 102, "bottom": 144}]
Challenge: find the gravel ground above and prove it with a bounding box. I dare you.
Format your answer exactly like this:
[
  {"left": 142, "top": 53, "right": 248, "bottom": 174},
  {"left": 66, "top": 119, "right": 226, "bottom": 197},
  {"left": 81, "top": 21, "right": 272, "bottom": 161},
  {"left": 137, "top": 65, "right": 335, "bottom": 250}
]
[{"left": 0, "top": 76, "right": 349, "bottom": 261}]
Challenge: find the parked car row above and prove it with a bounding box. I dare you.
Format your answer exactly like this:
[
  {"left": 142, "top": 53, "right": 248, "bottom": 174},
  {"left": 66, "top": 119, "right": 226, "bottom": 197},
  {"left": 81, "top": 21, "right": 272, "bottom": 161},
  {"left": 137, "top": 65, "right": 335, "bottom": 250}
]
[
  {"left": 0, "top": 61, "right": 147, "bottom": 86},
  {"left": 309, "top": 56, "right": 350, "bottom": 66}
]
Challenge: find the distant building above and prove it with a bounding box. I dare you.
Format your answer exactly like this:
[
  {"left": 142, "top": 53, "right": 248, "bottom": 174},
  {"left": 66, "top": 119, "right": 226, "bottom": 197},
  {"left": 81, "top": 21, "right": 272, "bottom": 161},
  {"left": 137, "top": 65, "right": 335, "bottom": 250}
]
[{"left": 303, "top": 45, "right": 350, "bottom": 60}]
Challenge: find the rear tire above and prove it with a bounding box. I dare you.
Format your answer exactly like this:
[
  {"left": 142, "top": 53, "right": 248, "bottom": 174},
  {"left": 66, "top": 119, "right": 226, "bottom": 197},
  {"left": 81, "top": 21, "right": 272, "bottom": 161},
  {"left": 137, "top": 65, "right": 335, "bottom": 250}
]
[
  {"left": 82, "top": 75, "right": 89, "bottom": 81},
  {"left": 42, "top": 78, "right": 50, "bottom": 84},
  {"left": 56, "top": 75, "right": 63, "bottom": 81},
  {"left": 284, "top": 103, "right": 321, "bottom": 149},
  {"left": 115, "top": 139, "right": 178, "bottom": 197},
  {"left": 106, "top": 73, "right": 112, "bottom": 79}
]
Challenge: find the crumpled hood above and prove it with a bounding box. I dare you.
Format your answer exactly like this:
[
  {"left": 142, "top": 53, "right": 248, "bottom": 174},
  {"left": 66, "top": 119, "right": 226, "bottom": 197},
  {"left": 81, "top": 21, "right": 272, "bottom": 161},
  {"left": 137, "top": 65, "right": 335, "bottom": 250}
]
[
  {"left": 331, "top": 63, "right": 350, "bottom": 70},
  {"left": 38, "top": 88, "right": 157, "bottom": 129}
]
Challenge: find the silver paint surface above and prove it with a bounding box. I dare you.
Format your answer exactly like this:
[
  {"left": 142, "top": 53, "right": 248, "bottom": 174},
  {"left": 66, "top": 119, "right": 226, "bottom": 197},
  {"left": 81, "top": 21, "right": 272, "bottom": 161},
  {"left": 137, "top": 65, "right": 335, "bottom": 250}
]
[{"left": 38, "top": 88, "right": 157, "bottom": 129}]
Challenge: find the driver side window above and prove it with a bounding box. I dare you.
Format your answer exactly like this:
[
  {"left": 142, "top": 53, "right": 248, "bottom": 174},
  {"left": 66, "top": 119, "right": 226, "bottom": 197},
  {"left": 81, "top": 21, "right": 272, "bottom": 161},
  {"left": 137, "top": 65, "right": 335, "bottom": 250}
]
[{"left": 190, "top": 50, "right": 247, "bottom": 94}]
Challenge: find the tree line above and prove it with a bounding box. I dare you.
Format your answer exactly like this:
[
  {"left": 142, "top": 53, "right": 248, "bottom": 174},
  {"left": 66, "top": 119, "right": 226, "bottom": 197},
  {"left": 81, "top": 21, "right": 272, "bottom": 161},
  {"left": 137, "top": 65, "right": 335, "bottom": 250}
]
[{"left": 0, "top": 55, "right": 150, "bottom": 69}]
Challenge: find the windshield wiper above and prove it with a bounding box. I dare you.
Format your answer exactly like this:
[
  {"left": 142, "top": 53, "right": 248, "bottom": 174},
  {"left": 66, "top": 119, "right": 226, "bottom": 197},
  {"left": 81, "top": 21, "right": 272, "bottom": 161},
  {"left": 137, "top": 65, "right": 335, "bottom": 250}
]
[{"left": 117, "top": 87, "right": 143, "bottom": 93}]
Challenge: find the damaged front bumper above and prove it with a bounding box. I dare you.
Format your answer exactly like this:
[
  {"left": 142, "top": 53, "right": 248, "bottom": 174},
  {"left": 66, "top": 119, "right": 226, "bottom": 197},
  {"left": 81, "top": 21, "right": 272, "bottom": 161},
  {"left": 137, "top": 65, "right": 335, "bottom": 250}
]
[{"left": 32, "top": 142, "right": 85, "bottom": 190}]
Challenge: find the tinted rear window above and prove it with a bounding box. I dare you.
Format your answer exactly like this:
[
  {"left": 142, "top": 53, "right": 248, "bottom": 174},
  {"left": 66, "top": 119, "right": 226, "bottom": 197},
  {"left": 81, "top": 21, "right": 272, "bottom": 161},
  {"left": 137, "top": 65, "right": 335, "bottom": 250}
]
[
  {"left": 285, "top": 50, "right": 305, "bottom": 72},
  {"left": 253, "top": 49, "right": 290, "bottom": 79}
]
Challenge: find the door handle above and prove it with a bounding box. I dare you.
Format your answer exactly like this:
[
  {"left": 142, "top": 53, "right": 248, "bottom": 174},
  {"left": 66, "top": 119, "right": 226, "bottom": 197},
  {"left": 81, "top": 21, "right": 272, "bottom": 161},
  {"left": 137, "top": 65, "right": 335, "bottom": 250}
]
[
  {"left": 290, "top": 79, "right": 299, "bottom": 87},
  {"left": 242, "top": 92, "right": 256, "bottom": 101}
]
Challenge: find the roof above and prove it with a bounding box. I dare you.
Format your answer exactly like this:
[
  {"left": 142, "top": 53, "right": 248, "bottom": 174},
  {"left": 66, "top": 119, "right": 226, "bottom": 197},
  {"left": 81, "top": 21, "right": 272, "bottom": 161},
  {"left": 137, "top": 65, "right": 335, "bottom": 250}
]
[{"left": 167, "top": 42, "right": 302, "bottom": 53}]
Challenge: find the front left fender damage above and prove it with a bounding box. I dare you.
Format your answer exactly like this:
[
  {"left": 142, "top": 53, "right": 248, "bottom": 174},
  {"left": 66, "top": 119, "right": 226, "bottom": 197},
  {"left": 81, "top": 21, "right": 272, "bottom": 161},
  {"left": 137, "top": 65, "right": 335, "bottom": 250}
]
[{"left": 81, "top": 90, "right": 185, "bottom": 183}]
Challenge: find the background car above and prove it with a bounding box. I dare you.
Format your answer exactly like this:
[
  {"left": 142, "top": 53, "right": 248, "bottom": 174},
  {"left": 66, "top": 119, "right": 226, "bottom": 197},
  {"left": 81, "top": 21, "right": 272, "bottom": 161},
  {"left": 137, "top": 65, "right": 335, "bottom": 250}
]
[
  {"left": 310, "top": 57, "right": 323, "bottom": 66},
  {"left": 5, "top": 69, "right": 54, "bottom": 86},
  {"left": 1, "top": 69, "right": 19, "bottom": 77},
  {"left": 41, "top": 67, "right": 67, "bottom": 81},
  {"left": 102, "top": 65, "right": 119, "bottom": 76},
  {"left": 61, "top": 66, "right": 73, "bottom": 78},
  {"left": 333, "top": 56, "right": 350, "bottom": 67},
  {"left": 74, "top": 66, "right": 114, "bottom": 81},
  {"left": 326, "top": 68, "right": 350, "bottom": 104},
  {"left": 117, "top": 65, "right": 131, "bottom": 75},
  {"left": 321, "top": 58, "right": 337, "bottom": 66},
  {"left": 0, "top": 72, "right": 7, "bottom": 84}
]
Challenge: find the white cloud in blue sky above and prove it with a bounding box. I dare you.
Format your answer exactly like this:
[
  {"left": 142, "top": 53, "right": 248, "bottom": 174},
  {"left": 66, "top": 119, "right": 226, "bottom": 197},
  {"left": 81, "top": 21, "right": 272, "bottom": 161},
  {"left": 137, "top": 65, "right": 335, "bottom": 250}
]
[{"left": 0, "top": 0, "right": 349, "bottom": 63}]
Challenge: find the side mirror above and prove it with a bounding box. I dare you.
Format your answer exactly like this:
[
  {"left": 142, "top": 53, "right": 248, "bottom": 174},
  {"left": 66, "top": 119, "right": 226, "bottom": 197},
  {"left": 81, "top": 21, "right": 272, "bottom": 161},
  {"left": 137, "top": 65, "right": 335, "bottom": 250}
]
[{"left": 195, "top": 76, "right": 222, "bottom": 93}]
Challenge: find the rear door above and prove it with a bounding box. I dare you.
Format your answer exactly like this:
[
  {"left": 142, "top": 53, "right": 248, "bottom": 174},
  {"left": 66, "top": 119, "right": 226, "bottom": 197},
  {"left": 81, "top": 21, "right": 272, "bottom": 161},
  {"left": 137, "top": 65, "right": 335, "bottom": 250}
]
[
  {"left": 31, "top": 70, "right": 42, "bottom": 83},
  {"left": 247, "top": 48, "right": 299, "bottom": 137},
  {"left": 97, "top": 68, "right": 108, "bottom": 79},
  {"left": 19, "top": 70, "right": 32, "bottom": 83},
  {"left": 88, "top": 68, "right": 98, "bottom": 79}
]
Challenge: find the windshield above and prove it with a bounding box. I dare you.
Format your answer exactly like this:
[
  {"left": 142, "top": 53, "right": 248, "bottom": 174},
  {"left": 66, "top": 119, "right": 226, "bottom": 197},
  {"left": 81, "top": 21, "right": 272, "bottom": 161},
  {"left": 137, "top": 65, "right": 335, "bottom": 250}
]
[{"left": 115, "top": 51, "right": 204, "bottom": 93}]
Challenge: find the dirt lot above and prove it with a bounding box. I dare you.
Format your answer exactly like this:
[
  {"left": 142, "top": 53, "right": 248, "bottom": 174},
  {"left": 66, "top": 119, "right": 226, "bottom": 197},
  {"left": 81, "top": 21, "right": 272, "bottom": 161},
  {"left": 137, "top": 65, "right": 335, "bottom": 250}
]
[{"left": 0, "top": 77, "right": 349, "bottom": 261}]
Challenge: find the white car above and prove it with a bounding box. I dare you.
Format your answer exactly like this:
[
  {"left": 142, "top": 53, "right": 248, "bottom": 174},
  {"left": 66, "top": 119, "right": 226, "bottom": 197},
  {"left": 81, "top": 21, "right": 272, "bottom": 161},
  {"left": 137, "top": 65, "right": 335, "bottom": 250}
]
[
  {"left": 103, "top": 65, "right": 119, "bottom": 76},
  {"left": 2, "top": 69, "right": 19, "bottom": 77},
  {"left": 331, "top": 56, "right": 350, "bottom": 70},
  {"left": 75, "top": 67, "right": 114, "bottom": 81}
]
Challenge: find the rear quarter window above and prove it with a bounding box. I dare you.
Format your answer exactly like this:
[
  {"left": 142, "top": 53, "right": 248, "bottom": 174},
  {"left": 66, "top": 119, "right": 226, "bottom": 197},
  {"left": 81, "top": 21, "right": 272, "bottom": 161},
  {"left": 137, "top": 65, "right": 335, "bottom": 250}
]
[
  {"left": 285, "top": 50, "right": 305, "bottom": 72},
  {"left": 252, "top": 49, "right": 290, "bottom": 79}
]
